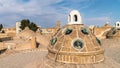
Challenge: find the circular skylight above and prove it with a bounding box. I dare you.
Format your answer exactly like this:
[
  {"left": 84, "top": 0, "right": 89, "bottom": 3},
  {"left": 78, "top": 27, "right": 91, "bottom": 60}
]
[
  {"left": 96, "top": 37, "right": 101, "bottom": 45},
  {"left": 51, "top": 37, "right": 57, "bottom": 45},
  {"left": 63, "top": 28, "right": 72, "bottom": 35},
  {"left": 73, "top": 39, "right": 84, "bottom": 49},
  {"left": 81, "top": 27, "right": 89, "bottom": 35}
]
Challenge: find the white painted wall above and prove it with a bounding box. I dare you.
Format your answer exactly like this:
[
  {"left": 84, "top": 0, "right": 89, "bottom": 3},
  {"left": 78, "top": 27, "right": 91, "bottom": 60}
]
[
  {"left": 16, "top": 22, "right": 21, "bottom": 34},
  {"left": 68, "top": 10, "right": 82, "bottom": 25},
  {"left": 115, "top": 21, "right": 120, "bottom": 28}
]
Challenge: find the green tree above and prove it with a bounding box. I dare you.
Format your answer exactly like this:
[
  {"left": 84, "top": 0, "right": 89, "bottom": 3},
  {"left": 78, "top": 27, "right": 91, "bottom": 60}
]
[
  {"left": 20, "top": 19, "right": 30, "bottom": 30},
  {"left": 20, "top": 19, "right": 38, "bottom": 32},
  {"left": 29, "top": 22, "right": 38, "bottom": 32},
  {"left": 0, "top": 24, "right": 3, "bottom": 31}
]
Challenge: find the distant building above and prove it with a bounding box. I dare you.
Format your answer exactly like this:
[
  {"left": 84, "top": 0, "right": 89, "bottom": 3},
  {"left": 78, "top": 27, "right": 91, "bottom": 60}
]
[
  {"left": 93, "top": 22, "right": 112, "bottom": 39},
  {"left": 41, "top": 21, "right": 60, "bottom": 38},
  {"left": 0, "top": 27, "right": 16, "bottom": 40},
  {"left": 0, "top": 27, "right": 36, "bottom": 52},
  {"left": 16, "top": 22, "right": 21, "bottom": 34}
]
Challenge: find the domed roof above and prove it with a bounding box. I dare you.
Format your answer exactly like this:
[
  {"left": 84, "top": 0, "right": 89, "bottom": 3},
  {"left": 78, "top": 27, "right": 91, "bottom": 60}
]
[
  {"left": 104, "top": 22, "right": 111, "bottom": 27},
  {"left": 106, "top": 27, "right": 120, "bottom": 39},
  {"left": 16, "top": 27, "right": 35, "bottom": 40},
  {"left": 48, "top": 10, "right": 104, "bottom": 64},
  {"left": 48, "top": 24, "right": 104, "bottom": 64}
]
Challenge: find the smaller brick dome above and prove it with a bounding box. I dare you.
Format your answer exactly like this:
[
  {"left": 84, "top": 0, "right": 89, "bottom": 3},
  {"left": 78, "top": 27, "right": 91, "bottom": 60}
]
[{"left": 106, "top": 27, "right": 120, "bottom": 39}]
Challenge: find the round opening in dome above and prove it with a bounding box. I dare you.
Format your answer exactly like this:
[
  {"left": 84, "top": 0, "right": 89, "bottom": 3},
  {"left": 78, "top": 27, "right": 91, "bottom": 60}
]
[
  {"left": 112, "top": 30, "right": 116, "bottom": 35},
  {"left": 96, "top": 37, "right": 101, "bottom": 45},
  {"left": 112, "top": 31, "right": 116, "bottom": 35},
  {"left": 110, "top": 28, "right": 117, "bottom": 35},
  {"left": 51, "top": 37, "right": 57, "bottom": 45},
  {"left": 63, "top": 28, "right": 72, "bottom": 35},
  {"left": 81, "top": 27, "right": 89, "bottom": 35},
  {"left": 73, "top": 39, "right": 84, "bottom": 49}
]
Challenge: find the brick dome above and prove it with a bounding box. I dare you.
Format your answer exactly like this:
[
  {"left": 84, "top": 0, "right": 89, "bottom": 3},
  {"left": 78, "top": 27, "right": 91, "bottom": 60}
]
[
  {"left": 106, "top": 27, "right": 120, "bottom": 39},
  {"left": 47, "top": 10, "right": 104, "bottom": 64}
]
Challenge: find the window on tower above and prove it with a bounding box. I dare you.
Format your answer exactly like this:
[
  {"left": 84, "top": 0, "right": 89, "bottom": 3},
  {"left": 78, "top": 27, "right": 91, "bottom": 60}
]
[
  {"left": 117, "top": 24, "right": 119, "bottom": 26},
  {"left": 74, "top": 15, "right": 77, "bottom": 22}
]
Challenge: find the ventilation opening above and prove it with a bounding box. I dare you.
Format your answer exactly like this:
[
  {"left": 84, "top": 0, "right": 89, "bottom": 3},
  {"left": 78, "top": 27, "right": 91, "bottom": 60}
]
[
  {"left": 51, "top": 37, "right": 57, "bottom": 45},
  {"left": 74, "top": 15, "right": 77, "bottom": 22},
  {"left": 81, "top": 27, "right": 89, "bottom": 35},
  {"left": 117, "top": 24, "right": 119, "bottom": 26},
  {"left": 0, "top": 48, "right": 7, "bottom": 54},
  {"left": 112, "top": 30, "right": 116, "bottom": 35},
  {"left": 96, "top": 37, "right": 101, "bottom": 45},
  {"left": 73, "top": 39, "right": 84, "bottom": 49},
  {"left": 63, "top": 28, "right": 72, "bottom": 35}
]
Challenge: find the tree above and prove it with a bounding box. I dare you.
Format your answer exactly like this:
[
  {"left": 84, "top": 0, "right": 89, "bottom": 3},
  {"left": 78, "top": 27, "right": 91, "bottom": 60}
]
[
  {"left": 19, "top": 19, "right": 38, "bottom": 32},
  {"left": 20, "top": 19, "right": 30, "bottom": 30},
  {"left": 29, "top": 22, "right": 38, "bottom": 32},
  {"left": 0, "top": 24, "right": 3, "bottom": 31}
]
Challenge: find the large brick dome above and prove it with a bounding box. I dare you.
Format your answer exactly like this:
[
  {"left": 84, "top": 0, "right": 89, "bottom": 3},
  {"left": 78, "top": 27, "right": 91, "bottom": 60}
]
[{"left": 47, "top": 10, "right": 104, "bottom": 64}]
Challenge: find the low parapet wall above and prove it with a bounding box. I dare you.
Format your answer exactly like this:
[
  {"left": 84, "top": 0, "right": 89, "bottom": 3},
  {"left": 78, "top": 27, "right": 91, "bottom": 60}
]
[
  {"left": 0, "top": 43, "right": 5, "bottom": 50},
  {"left": 0, "top": 48, "right": 47, "bottom": 58}
]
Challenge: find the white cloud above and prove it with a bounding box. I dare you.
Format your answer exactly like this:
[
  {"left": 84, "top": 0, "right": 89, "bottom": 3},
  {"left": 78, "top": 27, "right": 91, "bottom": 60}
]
[
  {"left": 86, "top": 17, "right": 110, "bottom": 21},
  {"left": 0, "top": 0, "right": 111, "bottom": 28},
  {"left": 0, "top": 0, "right": 63, "bottom": 15},
  {"left": 0, "top": 0, "right": 67, "bottom": 27}
]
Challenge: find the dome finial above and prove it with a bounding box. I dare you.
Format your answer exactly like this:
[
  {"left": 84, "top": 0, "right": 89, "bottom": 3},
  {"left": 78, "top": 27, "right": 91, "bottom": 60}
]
[{"left": 68, "top": 10, "right": 82, "bottom": 25}]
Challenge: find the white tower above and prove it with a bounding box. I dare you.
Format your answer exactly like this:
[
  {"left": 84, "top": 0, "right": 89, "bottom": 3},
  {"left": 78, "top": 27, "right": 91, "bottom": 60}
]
[
  {"left": 16, "top": 22, "right": 21, "bottom": 34},
  {"left": 115, "top": 21, "right": 120, "bottom": 28},
  {"left": 68, "top": 10, "right": 82, "bottom": 24}
]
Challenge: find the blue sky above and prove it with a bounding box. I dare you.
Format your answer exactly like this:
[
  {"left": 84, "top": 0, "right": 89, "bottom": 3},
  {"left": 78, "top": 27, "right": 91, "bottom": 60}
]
[{"left": 0, "top": 0, "right": 120, "bottom": 28}]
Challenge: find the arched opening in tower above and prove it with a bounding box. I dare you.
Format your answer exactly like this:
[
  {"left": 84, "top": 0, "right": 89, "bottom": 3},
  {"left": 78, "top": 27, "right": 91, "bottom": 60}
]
[{"left": 74, "top": 15, "right": 78, "bottom": 22}]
